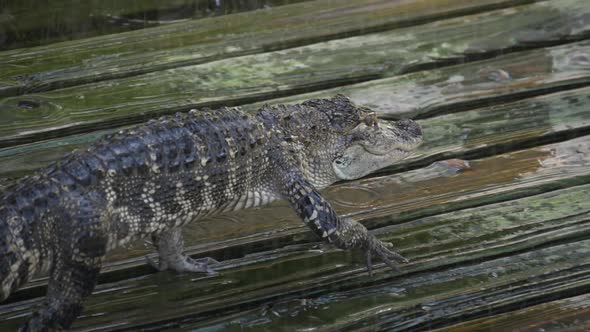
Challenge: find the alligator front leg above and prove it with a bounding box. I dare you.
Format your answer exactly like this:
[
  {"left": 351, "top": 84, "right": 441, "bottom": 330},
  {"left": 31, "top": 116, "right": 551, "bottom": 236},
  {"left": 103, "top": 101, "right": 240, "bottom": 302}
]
[
  {"left": 148, "top": 228, "right": 218, "bottom": 274},
  {"left": 283, "top": 175, "right": 408, "bottom": 275}
]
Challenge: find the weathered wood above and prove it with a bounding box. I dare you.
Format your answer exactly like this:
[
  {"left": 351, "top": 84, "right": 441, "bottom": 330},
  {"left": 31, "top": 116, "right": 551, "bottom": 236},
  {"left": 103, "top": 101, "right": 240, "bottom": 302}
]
[
  {"left": 1, "top": 0, "right": 311, "bottom": 51},
  {"left": 3, "top": 170, "right": 590, "bottom": 330},
  {"left": 186, "top": 242, "right": 590, "bottom": 332},
  {"left": 432, "top": 293, "right": 590, "bottom": 332},
  {"left": 0, "top": 0, "right": 540, "bottom": 97},
  {"left": 380, "top": 85, "right": 590, "bottom": 175},
  {"left": 1, "top": 1, "right": 588, "bottom": 147},
  {"left": 1, "top": 0, "right": 181, "bottom": 50},
  {"left": 242, "top": 39, "right": 590, "bottom": 120}
]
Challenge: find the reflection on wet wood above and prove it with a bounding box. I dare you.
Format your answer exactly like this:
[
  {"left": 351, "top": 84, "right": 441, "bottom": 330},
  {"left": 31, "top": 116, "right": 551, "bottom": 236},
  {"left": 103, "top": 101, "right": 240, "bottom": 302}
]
[
  {"left": 0, "top": 0, "right": 538, "bottom": 97},
  {"left": 1, "top": 0, "right": 310, "bottom": 50},
  {"left": 243, "top": 39, "right": 590, "bottom": 119},
  {"left": 1, "top": 0, "right": 588, "bottom": 147},
  {"left": 432, "top": 293, "right": 590, "bottom": 332},
  {"left": 3, "top": 171, "right": 590, "bottom": 330},
  {"left": 1, "top": 42, "right": 589, "bottom": 180},
  {"left": 186, "top": 242, "right": 590, "bottom": 332}
]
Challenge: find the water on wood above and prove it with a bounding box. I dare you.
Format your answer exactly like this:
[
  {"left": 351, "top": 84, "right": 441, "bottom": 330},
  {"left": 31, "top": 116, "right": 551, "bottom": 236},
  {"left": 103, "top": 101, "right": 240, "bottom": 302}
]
[
  {"left": 0, "top": 0, "right": 310, "bottom": 50},
  {"left": 1, "top": 0, "right": 590, "bottom": 331}
]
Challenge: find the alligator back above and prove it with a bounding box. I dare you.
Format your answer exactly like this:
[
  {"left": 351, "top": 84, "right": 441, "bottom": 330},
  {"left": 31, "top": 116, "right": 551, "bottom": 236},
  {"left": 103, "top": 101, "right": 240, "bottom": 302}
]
[{"left": 0, "top": 107, "right": 276, "bottom": 301}]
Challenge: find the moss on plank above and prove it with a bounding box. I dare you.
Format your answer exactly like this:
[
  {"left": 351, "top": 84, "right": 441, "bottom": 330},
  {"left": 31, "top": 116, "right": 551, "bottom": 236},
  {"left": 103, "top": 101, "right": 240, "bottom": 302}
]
[{"left": 0, "top": 0, "right": 542, "bottom": 96}]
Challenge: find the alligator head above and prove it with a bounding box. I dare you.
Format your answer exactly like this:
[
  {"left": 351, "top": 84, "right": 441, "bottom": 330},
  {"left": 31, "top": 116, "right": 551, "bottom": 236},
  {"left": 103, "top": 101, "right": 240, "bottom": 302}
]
[
  {"left": 281, "top": 95, "right": 423, "bottom": 187},
  {"left": 331, "top": 116, "right": 423, "bottom": 180}
]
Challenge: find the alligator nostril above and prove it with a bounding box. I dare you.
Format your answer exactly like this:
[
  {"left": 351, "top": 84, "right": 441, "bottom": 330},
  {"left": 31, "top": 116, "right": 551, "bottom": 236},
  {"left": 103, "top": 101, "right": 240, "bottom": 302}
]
[{"left": 396, "top": 119, "right": 422, "bottom": 137}]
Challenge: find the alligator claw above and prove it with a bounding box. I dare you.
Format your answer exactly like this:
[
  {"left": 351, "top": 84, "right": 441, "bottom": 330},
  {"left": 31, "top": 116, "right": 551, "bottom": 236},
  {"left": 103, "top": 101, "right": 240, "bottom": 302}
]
[
  {"left": 146, "top": 255, "right": 161, "bottom": 271},
  {"left": 364, "top": 236, "right": 408, "bottom": 276},
  {"left": 146, "top": 255, "right": 219, "bottom": 274}
]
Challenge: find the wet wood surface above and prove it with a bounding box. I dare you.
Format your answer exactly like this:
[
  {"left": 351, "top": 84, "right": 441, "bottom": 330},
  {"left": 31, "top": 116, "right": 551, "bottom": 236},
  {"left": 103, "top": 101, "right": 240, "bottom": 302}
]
[
  {"left": 0, "top": 0, "right": 538, "bottom": 97},
  {"left": 1, "top": 0, "right": 309, "bottom": 50},
  {"left": 1, "top": 0, "right": 588, "bottom": 147},
  {"left": 433, "top": 293, "right": 590, "bottom": 332},
  {"left": 0, "top": 0, "right": 589, "bottom": 330}
]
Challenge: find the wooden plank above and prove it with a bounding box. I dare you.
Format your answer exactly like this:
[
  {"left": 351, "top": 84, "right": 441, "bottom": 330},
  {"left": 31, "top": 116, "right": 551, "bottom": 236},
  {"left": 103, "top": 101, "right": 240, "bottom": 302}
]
[
  {"left": 0, "top": 37, "right": 590, "bottom": 156},
  {"left": 185, "top": 243, "right": 590, "bottom": 332},
  {"left": 241, "top": 39, "right": 590, "bottom": 120},
  {"left": 3, "top": 169, "right": 590, "bottom": 330},
  {"left": 0, "top": 0, "right": 310, "bottom": 50},
  {"left": 0, "top": 0, "right": 185, "bottom": 49},
  {"left": 0, "top": 0, "right": 540, "bottom": 97},
  {"left": 1, "top": 1, "right": 588, "bottom": 147},
  {"left": 7, "top": 128, "right": 590, "bottom": 304},
  {"left": 431, "top": 293, "right": 590, "bottom": 332}
]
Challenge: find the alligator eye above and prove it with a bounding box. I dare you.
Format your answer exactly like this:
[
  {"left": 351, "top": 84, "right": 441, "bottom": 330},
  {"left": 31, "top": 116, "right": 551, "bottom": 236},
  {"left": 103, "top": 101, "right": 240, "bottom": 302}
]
[{"left": 334, "top": 155, "right": 351, "bottom": 167}]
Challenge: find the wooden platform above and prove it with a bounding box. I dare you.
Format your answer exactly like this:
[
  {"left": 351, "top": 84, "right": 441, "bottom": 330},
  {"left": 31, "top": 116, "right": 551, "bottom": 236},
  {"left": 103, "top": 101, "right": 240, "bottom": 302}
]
[{"left": 0, "top": 0, "right": 589, "bottom": 330}]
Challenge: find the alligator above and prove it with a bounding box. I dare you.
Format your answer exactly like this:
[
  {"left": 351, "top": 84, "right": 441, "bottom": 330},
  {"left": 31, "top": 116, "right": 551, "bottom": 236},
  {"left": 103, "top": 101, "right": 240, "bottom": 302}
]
[{"left": 0, "top": 95, "right": 423, "bottom": 331}]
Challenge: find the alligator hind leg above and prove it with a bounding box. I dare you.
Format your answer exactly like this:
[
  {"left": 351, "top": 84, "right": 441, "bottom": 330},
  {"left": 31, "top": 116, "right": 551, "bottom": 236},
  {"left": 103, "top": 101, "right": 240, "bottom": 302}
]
[
  {"left": 19, "top": 194, "right": 108, "bottom": 331},
  {"left": 148, "top": 228, "right": 218, "bottom": 274},
  {"left": 20, "top": 256, "right": 101, "bottom": 332}
]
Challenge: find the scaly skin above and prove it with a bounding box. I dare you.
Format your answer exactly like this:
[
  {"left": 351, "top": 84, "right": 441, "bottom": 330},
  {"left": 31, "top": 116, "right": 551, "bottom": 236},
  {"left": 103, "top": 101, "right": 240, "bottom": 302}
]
[{"left": 0, "top": 95, "right": 423, "bottom": 331}]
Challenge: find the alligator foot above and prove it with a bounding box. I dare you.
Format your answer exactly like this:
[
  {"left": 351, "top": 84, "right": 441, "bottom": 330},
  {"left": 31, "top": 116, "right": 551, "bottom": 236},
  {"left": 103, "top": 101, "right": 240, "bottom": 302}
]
[
  {"left": 147, "top": 255, "right": 219, "bottom": 274},
  {"left": 364, "top": 238, "right": 409, "bottom": 276},
  {"left": 149, "top": 228, "right": 219, "bottom": 274}
]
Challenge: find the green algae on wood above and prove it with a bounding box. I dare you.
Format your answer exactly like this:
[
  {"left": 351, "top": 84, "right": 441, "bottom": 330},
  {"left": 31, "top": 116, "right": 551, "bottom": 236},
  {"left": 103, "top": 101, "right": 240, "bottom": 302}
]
[
  {"left": 432, "top": 293, "right": 590, "bottom": 332},
  {"left": 394, "top": 86, "right": 590, "bottom": 172},
  {"left": 0, "top": 0, "right": 540, "bottom": 97},
  {"left": 243, "top": 39, "right": 590, "bottom": 119},
  {"left": 1, "top": 1, "right": 588, "bottom": 147},
  {"left": 0, "top": 0, "right": 311, "bottom": 50},
  {"left": 187, "top": 241, "right": 590, "bottom": 331}
]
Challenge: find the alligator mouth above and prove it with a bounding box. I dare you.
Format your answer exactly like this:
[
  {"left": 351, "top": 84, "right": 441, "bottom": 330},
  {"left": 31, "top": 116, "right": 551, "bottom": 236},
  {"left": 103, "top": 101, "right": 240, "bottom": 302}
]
[
  {"left": 358, "top": 122, "right": 423, "bottom": 156},
  {"left": 332, "top": 119, "right": 423, "bottom": 181},
  {"left": 361, "top": 144, "right": 411, "bottom": 156}
]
